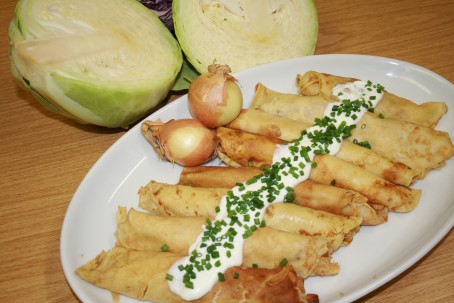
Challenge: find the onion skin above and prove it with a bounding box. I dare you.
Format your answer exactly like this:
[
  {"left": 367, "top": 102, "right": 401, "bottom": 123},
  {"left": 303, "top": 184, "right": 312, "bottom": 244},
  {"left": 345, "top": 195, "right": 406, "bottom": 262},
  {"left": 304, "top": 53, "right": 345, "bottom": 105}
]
[
  {"left": 142, "top": 119, "right": 217, "bottom": 166},
  {"left": 188, "top": 63, "right": 243, "bottom": 128}
]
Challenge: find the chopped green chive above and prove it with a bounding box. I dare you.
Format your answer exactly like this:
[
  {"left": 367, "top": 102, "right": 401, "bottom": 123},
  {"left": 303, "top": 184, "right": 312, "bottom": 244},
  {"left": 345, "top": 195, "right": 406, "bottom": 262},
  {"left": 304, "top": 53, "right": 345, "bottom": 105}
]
[
  {"left": 353, "top": 139, "right": 372, "bottom": 149},
  {"left": 279, "top": 258, "right": 289, "bottom": 266},
  {"left": 161, "top": 243, "right": 168, "bottom": 252},
  {"left": 284, "top": 187, "right": 296, "bottom": 202}
]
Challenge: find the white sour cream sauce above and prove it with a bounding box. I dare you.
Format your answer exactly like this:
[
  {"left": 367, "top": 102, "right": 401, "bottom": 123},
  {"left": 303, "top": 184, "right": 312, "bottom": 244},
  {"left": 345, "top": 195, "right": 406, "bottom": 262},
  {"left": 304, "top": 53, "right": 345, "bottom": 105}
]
[{"left": 168, "top": 80, "right": 384, "bottom": 300}]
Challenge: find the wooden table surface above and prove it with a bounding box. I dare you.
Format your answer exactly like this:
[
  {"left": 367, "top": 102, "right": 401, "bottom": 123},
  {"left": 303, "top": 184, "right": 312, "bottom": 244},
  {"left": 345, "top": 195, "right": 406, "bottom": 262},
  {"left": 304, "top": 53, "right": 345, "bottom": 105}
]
[{"left": 0, "top": 0, "right": 453, "bottom": 302}]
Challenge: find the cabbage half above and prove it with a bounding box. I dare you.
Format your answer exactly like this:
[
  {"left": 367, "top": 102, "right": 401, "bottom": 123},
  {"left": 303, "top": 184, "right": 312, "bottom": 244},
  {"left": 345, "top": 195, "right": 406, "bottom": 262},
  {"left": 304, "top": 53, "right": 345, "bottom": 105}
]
[
  {"left": 173, "top": 0, "right": 318, "bottom": 74},
  {"left": 9, "top": 0, "right": 182, "bottom": 128}
]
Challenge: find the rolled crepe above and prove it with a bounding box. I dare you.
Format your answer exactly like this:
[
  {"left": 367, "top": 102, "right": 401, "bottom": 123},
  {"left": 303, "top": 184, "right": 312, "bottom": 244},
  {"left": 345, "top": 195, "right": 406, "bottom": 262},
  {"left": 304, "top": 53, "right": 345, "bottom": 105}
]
[
  {"left": 215, "top": 127, "right": 421, "bottom": 212},
  {"left": 309, "top": 155, "right": 420, "bottom": 212},
  {"left": 227, "top": 109, "right": 313, "bottom": 140},
  {"left": 117, "top": 203, "right": 360, "bottom": 253},
  {"left": 227, "top": 109, "right": 418, "bottom": 186},
  {"left": 179, "top": 165, "right": 264, "bottom": 188},
  {"left": 264, "top": 203, "right": 362, "bottom": 247},
  {"left": 293, "top": 180, "right": 387, "bottom": 225},
  {"left": 350, "top": 113, "right": 454, "bottom": 178},
  {"left": 116, "top": 207, "right": 206, "bottom": 253},
  {"left": 295, "top": 70, "right": 447, "bottom": 128},
  {"left": 250, "top": 83, "right": 454, "bottom": 177},
  {"left": 115, "top": 207, "right": 340, "bottom": 277},
  {"left": 179, "top": 166, "right": 387, "bottom": 225},
  {"left": 242, "top": 228, "right": 337, "bottom": 278},
  {"left": 139, "top": 181, "right": 228, "bottom": 217},
  {"left": 251, "top": 83, "right": 327, "bottom": 123},
  {"left": 76, "top": 247, "right": 319, "bottom": 303}
]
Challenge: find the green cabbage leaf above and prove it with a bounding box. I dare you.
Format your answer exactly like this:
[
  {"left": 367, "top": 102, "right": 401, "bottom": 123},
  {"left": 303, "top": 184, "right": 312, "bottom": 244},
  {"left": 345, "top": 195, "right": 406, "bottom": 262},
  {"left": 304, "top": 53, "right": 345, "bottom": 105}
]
[
  {"left": 9, "top": 0, "right": 182, "bottom": 128},
  {"left": 173, "top": 0, "right": 318, "bottom": 74}
]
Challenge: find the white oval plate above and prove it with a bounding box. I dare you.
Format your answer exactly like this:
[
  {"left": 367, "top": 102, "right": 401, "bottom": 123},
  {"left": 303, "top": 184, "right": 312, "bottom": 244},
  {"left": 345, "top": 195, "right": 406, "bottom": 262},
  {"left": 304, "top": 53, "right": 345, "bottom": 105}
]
[{"left": 61, "top": 54, "right": 454, "bottom": 303}]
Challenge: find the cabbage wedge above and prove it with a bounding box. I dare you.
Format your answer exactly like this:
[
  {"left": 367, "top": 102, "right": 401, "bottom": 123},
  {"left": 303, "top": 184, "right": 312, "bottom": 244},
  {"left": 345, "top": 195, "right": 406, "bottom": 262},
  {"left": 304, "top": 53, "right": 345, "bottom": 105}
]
[
  {"left": 9, "top": 0, "right": 182, "bottom": 128},
  {"left": 173, "top": 0, "right": 318, "bottom": 74}
]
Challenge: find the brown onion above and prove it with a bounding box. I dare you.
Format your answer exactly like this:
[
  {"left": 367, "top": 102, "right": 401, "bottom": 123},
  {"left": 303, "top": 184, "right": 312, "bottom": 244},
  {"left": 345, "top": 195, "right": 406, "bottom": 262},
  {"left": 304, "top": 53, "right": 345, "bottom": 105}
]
[
  {"left": 141, "top": 119, "right": 216, "bottom": 166},
  {"left": 188, "top": 63, "right": 243, "bottom": 128}
]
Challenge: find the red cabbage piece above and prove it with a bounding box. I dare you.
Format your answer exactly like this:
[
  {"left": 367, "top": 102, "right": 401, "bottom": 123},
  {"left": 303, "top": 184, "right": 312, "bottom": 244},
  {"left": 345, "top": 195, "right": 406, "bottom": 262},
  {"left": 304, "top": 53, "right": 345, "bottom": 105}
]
[{"left": 138, "top": 0, "right": 173, "bottom": 31}]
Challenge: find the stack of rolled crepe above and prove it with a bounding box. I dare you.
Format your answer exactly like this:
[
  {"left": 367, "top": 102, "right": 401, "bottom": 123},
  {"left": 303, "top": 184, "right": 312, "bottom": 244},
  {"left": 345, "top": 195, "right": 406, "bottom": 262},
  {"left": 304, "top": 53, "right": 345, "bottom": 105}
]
[
  {"left": 216, "top": 73, "right": 453, "bottom": 217},
  {"left": 178, "top": 166, "right": 386, "bottom": 225},
  {"left": 248, "top": 78, "right": 453, "bottom": 178},
  {"left": 76, "top": 247, "right": 319, "bottom": 303},
  {"left": 76, "top": 203, "right": 325, "bottom": 302},
  {"left": 76, "top": 71, "right": 454, "bottom": 303},
  {"left": 76, "top": 167, "right": 366, "bottom": 302},
  {"left": 295, "top": 70, "right": 447, "bottom": 128}
]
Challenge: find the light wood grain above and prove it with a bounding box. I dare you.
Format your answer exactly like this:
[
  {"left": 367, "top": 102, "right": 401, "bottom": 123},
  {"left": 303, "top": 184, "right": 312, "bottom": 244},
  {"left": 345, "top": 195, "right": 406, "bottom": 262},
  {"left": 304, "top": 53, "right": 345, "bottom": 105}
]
[{"left": 0, "top": 0, "right": 452, "bottom": 302}]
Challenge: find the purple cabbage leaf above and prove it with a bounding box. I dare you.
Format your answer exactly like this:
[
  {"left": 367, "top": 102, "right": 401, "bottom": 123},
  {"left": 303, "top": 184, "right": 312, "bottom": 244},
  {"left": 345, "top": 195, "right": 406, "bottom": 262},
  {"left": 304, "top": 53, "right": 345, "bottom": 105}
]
[{"left": 137, "top": 0, "right": 173, "bottom": 32}]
